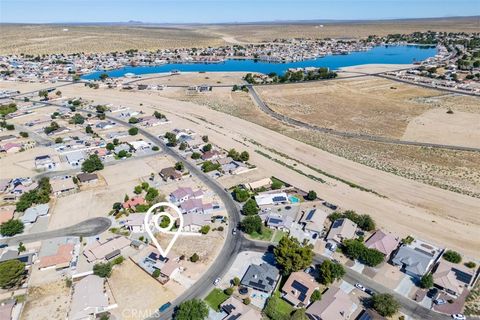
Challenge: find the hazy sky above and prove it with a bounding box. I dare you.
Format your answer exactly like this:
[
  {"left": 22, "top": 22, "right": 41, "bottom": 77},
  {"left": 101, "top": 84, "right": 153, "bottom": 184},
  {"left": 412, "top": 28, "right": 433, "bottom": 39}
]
[{"left": 0, "top": 0, "right": 478, "bottom": 23}]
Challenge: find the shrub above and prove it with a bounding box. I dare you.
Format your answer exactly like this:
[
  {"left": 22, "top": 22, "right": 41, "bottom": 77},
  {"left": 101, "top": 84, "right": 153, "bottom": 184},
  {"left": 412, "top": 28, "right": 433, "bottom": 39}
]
[
  {"left": 111, "top": 256, "right": 125, "bottom": 265},
  {"left": 443, "top": 250, "right": 462, "bottom": 264},
  {"left": 199, "top": 225, "right": 210, "bottom": 234},
  {"left": 233, "top": 187, "right": 250, "bottom": 202},
  {"left": 191, "top": 152, "right": 201, "bottom": 160},
  {"left": 371, "top": 293, "right": 399, "bottom": 317},
  {"left": 232, "top": 277, "right": 240, "bottom": 286},
  {"left": 152, "top": 269, "right": 161, "bottom": 278},
  {"left": 128, "top": 127, "right": 138, "bottom": 136},
  {"left": 420, "top": 273, "right": 434, "bottom": 289},
  {"left": 342, "top": 239, "right": 384, "bottom": 267},
  {"left": 465, "top": 261, "right": 476, "bottom": 269},
  {"left": 190, "top": 253, "right": 199, "bottom": 263},
  {"left": 311, "top": 289, "right": 322, "bottom": 302},
  {"left": 0, "top": 219, "right": 24, "bottom": 237},
  {"left": 242, "top": 297, "right": 251, "bottom": 305},
  {"left": 306, "top": 190, "right": 317, "bottom": 201},
  {"left": 93, "top": 262, "right": 112, "bottom": 278},
  {"left": 224, "top": 287, "right": 234, "bottom": 296}
]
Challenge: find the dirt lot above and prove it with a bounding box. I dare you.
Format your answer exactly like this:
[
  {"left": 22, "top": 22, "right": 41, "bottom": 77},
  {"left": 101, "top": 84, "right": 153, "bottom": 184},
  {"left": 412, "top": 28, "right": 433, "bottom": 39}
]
[
  {"left": 136, "top": 71, "right": 246, "bottom": 86},
  {"left": 108, "top": 259, "right": 176, "bottom": 320},
  {"left": 21, "top": 280, "right": 70, "bottom": 320},
  {"left": 0, "top": 17, "right": 477, "bottom": 54},
  {"left": 256, "top": 77, "right": 441, "bottom": 138}
]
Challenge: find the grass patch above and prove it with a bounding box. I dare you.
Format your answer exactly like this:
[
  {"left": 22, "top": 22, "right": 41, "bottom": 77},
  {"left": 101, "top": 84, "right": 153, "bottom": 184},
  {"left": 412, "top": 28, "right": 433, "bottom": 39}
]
[
  {"left": 248, "top": 226, "right": 273, "bottom": 241},
  {"left": 204, "top": 288, "right": 229, "bottom": 311},
  {"left": 272, "top": 230, "right": 287, "bottom": 243}
]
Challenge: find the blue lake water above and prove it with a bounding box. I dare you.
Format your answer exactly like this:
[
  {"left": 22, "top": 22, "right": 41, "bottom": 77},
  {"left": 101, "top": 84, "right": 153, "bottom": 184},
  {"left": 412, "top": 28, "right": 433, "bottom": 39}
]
[{"left": 82, "top": 45, "right": 436, "bottom": 80}]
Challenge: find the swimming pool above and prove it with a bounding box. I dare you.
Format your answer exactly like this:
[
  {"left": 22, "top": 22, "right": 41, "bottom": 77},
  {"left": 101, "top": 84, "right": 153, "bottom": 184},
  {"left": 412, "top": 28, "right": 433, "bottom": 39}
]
[{"left": 289, "top": 196, "right": 300, "bottom": 203}]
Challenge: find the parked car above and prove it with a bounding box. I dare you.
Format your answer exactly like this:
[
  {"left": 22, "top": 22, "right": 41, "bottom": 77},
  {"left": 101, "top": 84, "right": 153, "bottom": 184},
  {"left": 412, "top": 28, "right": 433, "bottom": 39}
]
[
  {"left": 159, "top": 302, "right": 171, "bottom": 313},
  {"left": 213, "top": 277, "right": 221, "bottom": 286},
  {"left": 434, "top": 299, "right": 447, "bottom": 305},
  {"left": 451, "top": 314, "right": 466, "bottom": 320},
  {"left": 232, "top": 228, "right": 237, "bottom": 235},
  {"left": 355, "top": 283, "right": 366, "bottom": 291},
  {"left": 427, "top": 288, "right": 439, "bottom": 299},
  {"left": 365, "top": 288, "right": 375, "bottom": 296}
]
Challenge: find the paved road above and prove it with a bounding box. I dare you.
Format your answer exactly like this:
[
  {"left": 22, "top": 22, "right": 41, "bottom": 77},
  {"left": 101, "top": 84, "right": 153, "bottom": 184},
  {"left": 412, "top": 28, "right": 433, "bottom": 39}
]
[
  {"left": 247, "top": 85, "right": 480, "bottom": 153},
  {"left": 0, "top": 217, "right": 111, "bottom": 246},
  {"left": 243, "top": 240, "right": 452, "bottom": 320}
]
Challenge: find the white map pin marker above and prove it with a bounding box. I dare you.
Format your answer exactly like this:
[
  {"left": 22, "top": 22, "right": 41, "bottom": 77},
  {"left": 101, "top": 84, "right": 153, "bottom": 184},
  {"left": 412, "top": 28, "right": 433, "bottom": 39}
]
[{"left": 144, "top": 202, "right": 183, "bottom": 258}]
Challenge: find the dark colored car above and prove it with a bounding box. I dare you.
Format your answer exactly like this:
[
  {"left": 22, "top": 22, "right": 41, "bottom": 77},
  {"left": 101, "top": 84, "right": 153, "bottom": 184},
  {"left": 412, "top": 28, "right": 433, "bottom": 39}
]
[
  {"left": 159, "top": 302, "right": 172, "bottom": 312},
  {"left": 365, "top": 288, "right": 375, "bottom": 296},
  {"left": 427, "top": 288, "right": 439, "bottom": 299}
]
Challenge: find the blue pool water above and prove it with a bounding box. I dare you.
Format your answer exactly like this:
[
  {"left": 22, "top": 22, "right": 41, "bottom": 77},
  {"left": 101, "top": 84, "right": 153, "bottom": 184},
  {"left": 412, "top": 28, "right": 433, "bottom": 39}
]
[
  {"left": 289, "top": 196, "right": 300, "bottom": 203},
  {"left": 82, "top": 45, "right": 436, "bottom": 80}
]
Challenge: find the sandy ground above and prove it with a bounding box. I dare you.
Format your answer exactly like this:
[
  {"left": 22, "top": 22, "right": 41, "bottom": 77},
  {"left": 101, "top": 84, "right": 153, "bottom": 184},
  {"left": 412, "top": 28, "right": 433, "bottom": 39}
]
[
  {"left": 1, "top": 17, "right": 477, "bottom": 54},
  {"left": 340, "top": 64, "right": 415, "bottom": 74},
  {"left": 33, "top": 82, "right": 480, "bottom": 257},
  {"left": 135, "top": 71, "right": 246, "bottom": 86},
  {"left": 256, "top": 76, "right": 441, "bottom": 138},
  {"left": 108, "top": 259, "right": 176, "bottom": 320},
  {"left": 48, "top": 157, "right": 160, "bottom": 229},
  {"left": 0, "top": 146, "right": 57, "bottom": 179},
  {"left": 21, "top": 280, "right": 70, "bottom": 320},
  {"left": 403, "top": 109, "right": 480, "bottom": 148}
]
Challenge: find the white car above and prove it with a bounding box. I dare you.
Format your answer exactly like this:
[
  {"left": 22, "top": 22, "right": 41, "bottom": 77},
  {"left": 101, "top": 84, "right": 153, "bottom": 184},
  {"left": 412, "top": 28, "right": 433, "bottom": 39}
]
[
  {"left": 213, "top": 278, "right": 221, "bottom": 286},
  {"left": 355, "top": 283, "right": 366, "bottom": 291},
  {"left": 452, "top": 314, "right": 466, "bottom": 320}
]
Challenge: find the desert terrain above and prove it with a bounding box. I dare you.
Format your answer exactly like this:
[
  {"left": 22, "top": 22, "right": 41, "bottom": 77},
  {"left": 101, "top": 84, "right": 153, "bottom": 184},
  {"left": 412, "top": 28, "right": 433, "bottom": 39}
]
[
  {"left": 1, "top": 16, "right": 478, "bottom": 54},
  {"left": 3, "top": 80, "right": 475, "bottom": 256}
]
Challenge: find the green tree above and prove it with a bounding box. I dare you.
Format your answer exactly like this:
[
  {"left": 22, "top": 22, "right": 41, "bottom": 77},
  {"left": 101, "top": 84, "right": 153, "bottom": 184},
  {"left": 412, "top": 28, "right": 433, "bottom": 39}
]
[
  {"left": 199, "top": 225, "right": 210, "bottom": 234},
  {"left": 202, "top": 135, "right": 209, "bottom": 143},
  {"left": 443, "top": 250, "right": 462, "bottom": 263},
  {"left": 0, "top": 260, "right": 25, "bottom": 288},
  {"left": 202, "top": 144, "right": 212, "bottom": 152},
  {"left": 240, "top": 215, "right": 262, "bottom": 234},
  {"left": 371, "top": 293, "right": 399, "bottom": 317},
  {"left": 290, "top": 308, "right": 308, "bottom": 320},
  {"left": 224, "top": 287, "right": 234, "bottom": 296},
  {"left": 175, "top": 162, "right": 185, "bottom": 172},
  {"left": 274, "top": 236, "right": 314, "bottom": 275},
  {"left": 128, "top": 117, "right": 138, "bottom": 124},
  {"left": 317, "top": 260, "right": 345, "bottom": 285},
  {"left": 306, "top": 190, "right": 317, "bottom": 201},
  {"left": 271, "top": 180, "right": 283, "bottom": 190},
  {"left": 106, "top": 143, "right": 115, "bottom": 151},
  {"left": 310, "top": 290, "right": 322, "bottom": 302},
  {"left": 72, "top": 113, "right": 85, "bottom": 124},
  {"left": 128, "top": 127, "right": 138, "bottom": 136},
  {"left": 18, "top": 242, "right": 26, "bottom": 253},
  {"left": 191, "top": 152, "right": 201, "bottom": 160},
  {"left": 153, "top": 111, "right": 165, "bottom": 119},
  {"left": 264, "top": 292, "right": 289, "bottom": 320},
  {"left": 174, "top": 299, "right": 208, "bottom": 320},
  {"left": 82, "top": 154, "right": 104, "bottom": 173},
  {"left": 201, "top": 161, "right": 220, "bottom": 173},
  {"left": 239, "top": 151, "right": 249, "bottom": 162},
  {"left": 420, "top": 273, "right": 434, "bottom": 289},
  {"left": 85, "top": 125, "right": 93, "bottom": 134},
  {"left": 19, "top": 132, "right": 29, "bottom": 138},
  {"left": 93, "top": 262, "right": 112, "bottom": 278},
  {"left": 152, "top": 269, "right": 161, "bottom": 278},
  {"left": 134, "top": 185, "right": 143, "bottom": 194},
  {"left": 145, "top": 187, "right": 159, "bottom": 202},
  {"left": 242, "top": 198, "right": 259, "bottom": 215},
  {"left": 233, "top": 187, "right": 249, "bottom": 202},
  {"left": 179, "top": 142, "right": 187, "bottom": 151},
  {"left": 0, "top": 219, "right": 24, "bottom": 237}
]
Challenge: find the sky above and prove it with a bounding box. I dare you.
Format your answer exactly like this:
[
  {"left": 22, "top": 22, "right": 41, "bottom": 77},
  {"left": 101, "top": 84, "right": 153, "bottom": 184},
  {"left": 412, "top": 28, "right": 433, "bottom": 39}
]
[{"left": 0, "top": 0, "right": 479, "bottom": 23}]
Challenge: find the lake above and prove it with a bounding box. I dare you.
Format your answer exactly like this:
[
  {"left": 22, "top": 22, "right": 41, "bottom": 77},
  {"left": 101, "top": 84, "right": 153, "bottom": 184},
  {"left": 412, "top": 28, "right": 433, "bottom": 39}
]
[{"left": 82, "top": 45, "right": 437, "bottom": 80}]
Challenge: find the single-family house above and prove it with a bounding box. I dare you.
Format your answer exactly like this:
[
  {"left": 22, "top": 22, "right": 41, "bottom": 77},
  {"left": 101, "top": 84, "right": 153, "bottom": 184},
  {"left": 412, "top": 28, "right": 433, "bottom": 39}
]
[
  {"left": 123, "top": 196, "right": 146, "bottom": 209},
  {"left": 266, "top": 214, "right": 294, "bottom": 232},
  {"left": 254, "top": 192, "right": 289, "bottom": 207},
  {"left": 300, "top": 208, "right": 328, "bottom": 239},
  {"left": 83, "top": 236, "right": 131, "bottom": 262},
  {"left": 1, "top": 142, "right": 22, "bottom": 153},
  {"left": 39, "top": 243, "right": 74, "bottom": 270},
  {"left": 0, "top": 134, "right": 17, "bottom": 142},
  {"left": 306, "top": 287, "right": 356, "bottom": 320},
  {"left": 365, "top": 230, "right": 399, "bottom": 257},
  {"left": 21, "top": 203, "right": 49, "bottom": 224},
  {"left": 180, "top": 198, "right": 213, "bottom": 214},
  {"left": 247, "top": 178, "right": 272, "bottom": 191},
  {"left": 182, "top": 212, "right": 213, "bottom": 232},
  {"left": 159, "top": 167, "right": 182, "bottom": 181},
  {"left": 282, "top": 271, "right": 319, "bottom": 307},
  {"left": 169, "top": 187, "right": 204, "bottom": 204},
  {"left": 50, "top": 177, "right": 77, "bottom": 196},
  {"left": 220, "top": 296, "right": 262, "bottom": 319},
  {"left": 65, "top": 150, "right": 85, "bottom": 167},
  {"left": 0, "top": 300, "right": 15, "bottom": 320},
  {"left": 114, "top": 143, "right": 130, "bottom": 154},
  {"left": 391, "top": 239, "right": 442, "bottom": 278},
  {"left": 0, "top": 249, "right": 35, "bottom": 266},
  {"left": 35, "top": 155, "right": 57, "bottom": 170},
  {"left": 240, "top": 263, "right": 279, "bottom": 293},
  {"left": 201, "top": 150, "right": 221, "bottom": 161},
  {"left": 0, "top": 206, "right": 14, "bottom": 224},
  {"left": 69, "top": 275, "right": 110, "bottom": 320},
  {"left": 124, "top": 213, "right": 145, "bottom": 233},
  {"left": 432, "top": 260, "right": 476, "bottom": 297},
  {"left": 326, "top": 218, "right": 357, "bottom": 245},
  {"left": 76, "top": 172, "right": 98, "bottom": 184}
]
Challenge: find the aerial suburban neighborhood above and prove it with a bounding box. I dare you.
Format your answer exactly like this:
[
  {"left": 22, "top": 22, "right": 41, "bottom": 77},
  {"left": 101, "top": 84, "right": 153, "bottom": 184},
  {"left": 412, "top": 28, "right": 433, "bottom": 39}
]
[{"left": 0, "top": 2, "right": 479, "bottom": 320}]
